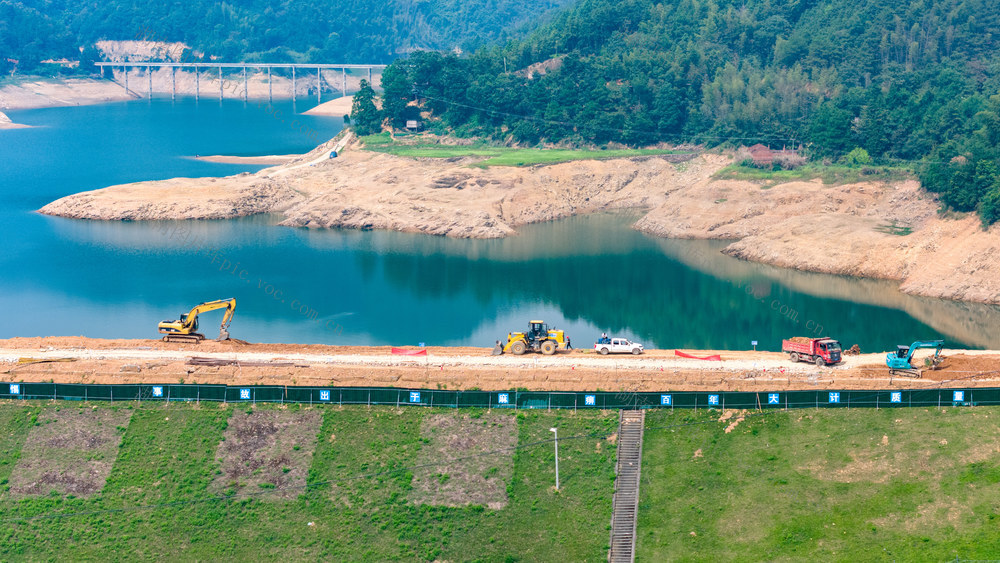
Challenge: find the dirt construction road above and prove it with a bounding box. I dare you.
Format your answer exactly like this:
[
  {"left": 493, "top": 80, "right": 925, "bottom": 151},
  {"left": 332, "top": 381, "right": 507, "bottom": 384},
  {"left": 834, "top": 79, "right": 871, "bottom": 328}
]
[{"left": 2, "top": 337, "right": 998, "bottom": 392}]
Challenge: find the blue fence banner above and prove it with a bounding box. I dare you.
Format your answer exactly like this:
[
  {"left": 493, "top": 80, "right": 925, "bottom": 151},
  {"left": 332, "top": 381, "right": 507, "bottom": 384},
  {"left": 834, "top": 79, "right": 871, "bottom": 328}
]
[{"left": 3, "top": 383, "right": 1000, "bottom": 411}]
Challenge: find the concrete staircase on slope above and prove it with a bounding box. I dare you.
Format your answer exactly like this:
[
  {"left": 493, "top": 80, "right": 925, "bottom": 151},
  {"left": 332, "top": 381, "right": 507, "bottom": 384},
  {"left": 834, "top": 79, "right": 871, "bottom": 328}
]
[{"left": 609, "top": 409, "right": 645, "bottom": 563}]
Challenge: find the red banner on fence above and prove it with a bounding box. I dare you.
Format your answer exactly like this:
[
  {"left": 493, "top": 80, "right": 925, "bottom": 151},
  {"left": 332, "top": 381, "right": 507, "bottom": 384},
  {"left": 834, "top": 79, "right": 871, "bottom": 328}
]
[
  {"left": 674, "top": 350, "right": 722, "bottom": 361},
  {"left": 391, "top": 347, "right": 427, "bottom": 356}
]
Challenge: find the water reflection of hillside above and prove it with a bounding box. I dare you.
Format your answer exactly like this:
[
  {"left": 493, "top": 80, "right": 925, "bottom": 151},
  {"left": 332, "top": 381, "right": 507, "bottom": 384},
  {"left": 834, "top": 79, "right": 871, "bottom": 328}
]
[
  {"left": 651, "top": 238, "right": 1000, "bottom": 350},
  {"left": 41, "top": 211, "right": 1000, "bottom": 350}
]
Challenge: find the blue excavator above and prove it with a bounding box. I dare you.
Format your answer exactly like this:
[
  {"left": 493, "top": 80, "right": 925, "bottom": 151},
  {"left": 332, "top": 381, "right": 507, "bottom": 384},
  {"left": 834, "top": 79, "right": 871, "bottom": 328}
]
[{"left": 886, "top": 340, "right": 944, "bottom": 377}]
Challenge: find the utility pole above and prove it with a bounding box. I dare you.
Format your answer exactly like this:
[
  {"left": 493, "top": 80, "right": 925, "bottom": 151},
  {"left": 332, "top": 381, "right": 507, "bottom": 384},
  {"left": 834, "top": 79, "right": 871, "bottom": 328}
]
[{"left": 550, "top": 427, "right": 560, "bottom": 490}]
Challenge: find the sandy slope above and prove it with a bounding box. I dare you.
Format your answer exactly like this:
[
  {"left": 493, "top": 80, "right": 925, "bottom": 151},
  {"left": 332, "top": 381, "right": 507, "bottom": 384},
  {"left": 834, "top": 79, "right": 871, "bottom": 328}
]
[
  {"left": 0, "top": 111, "right": 29, "bottom": 129},
  {"left": 635, "top": 178, "right": 1000, "bottom": 304},
  {"left": 194, "top": 154, "right": 298, "bottom": 165},
  {"left": 0, "top": 79, "right": 136, "bottom": 110},
  {"left": 303, "top": 96, "right": 354, "bottom": 116},
  {"left": 41, "top": 137, "right": 716, "bottom": 237}
]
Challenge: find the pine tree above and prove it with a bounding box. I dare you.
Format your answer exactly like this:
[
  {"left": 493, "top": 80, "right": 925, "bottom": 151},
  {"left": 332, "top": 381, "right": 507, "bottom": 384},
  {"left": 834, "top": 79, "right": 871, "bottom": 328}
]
[{"left": 350, "top": 79, "right": 381, "bottom": 136}]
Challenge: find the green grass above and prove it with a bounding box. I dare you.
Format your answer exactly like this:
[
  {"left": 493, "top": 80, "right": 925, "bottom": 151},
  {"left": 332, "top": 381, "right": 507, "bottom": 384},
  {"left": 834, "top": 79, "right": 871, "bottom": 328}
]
[
  {"left": 874, "top": 220, "right": 914, "bottom": 236},
  {"left": 713, "top": 163, "right": 913, "bottom": 188},
  {"left": 638, "top": 407, "right": 1000, "bottom": 561},
  {"left": 0, "top": 403, "right": 37, "bottom": 488},
  {"left": 0, "top": 402, "right": 617, "bottom": 560},
  {"left": 358, "top": 132, "right": 687, "bottom": 167}
]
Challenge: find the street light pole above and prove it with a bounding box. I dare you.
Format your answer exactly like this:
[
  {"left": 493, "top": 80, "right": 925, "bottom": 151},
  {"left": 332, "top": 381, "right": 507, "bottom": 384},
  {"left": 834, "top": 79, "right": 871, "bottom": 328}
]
[{"left": 550, "top": 427, "right": 559, "bottom": 490}]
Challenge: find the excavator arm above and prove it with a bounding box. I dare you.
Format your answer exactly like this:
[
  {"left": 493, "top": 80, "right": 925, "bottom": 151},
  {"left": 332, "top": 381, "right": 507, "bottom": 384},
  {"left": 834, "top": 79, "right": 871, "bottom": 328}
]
[{"left": 904, "top": 340, "right": 945, "bottom": 363}]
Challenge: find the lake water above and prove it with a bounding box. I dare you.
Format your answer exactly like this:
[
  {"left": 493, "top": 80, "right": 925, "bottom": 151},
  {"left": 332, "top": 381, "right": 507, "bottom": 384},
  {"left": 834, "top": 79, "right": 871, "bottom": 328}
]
[{"left": 2, "top": 97, "right": 999, "bottom": 351}]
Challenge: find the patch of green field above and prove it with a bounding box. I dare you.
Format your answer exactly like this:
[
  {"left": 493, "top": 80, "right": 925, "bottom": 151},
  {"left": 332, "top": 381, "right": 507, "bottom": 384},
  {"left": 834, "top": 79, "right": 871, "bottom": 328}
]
[
  {"left": 0, "top": 403, "right": 617, "bottom": 561},
  {"left": 638, "top": 408, "right": 1000, "bottom": 561},
  {"left": 358, "top": 133, "right": 686, "bottom": 167},
  {"left": 0, "top": 403, "right": 38, "bottom": 487},
  {"left": 713, "top": 163, "right": 912, "bottom": 187}
]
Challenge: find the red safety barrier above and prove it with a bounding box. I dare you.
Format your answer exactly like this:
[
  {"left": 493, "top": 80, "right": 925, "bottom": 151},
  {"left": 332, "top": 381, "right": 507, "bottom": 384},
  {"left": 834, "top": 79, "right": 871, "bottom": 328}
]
[
  {"left": 674, "top": 350, "right": 722, "bottom": 361},
  {"left": 391, "top": 347, "right": 427, "bottom": 356}
]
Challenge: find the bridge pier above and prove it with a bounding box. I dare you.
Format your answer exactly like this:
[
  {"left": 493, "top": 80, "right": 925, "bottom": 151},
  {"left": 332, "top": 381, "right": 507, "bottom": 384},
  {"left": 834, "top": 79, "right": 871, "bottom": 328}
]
[
  {"left": 368, "top": 67, "right": 372, "bottom": 84},
  {"left": 147, "top": 66, "right": 152, "bottom": 99},
  {"left": 195, "top": 69, "right": 200, "bottom": 101},
  {"left": 342, "top": 68, "right": 346, "bottom": 97},
  {"left": 123, "top": 66, "right": 128, "bottom": 93},
  {"left": 219, "top": 66, "right": 223, "bottom": 100},
  {"left": 292, "top": 67, "right": 296, "bottom": 100},
  {"left": 171, "top": 67, "right": 176, "bottom": 100},
  {"left": 243, "top": 66, "right": 248, "bottom": 101},
  {"left": 268, "top": 67, "right": 272, "bottom": 102},
  {"left": 317, "top": 67, "right": 321, "bottom": 103}
]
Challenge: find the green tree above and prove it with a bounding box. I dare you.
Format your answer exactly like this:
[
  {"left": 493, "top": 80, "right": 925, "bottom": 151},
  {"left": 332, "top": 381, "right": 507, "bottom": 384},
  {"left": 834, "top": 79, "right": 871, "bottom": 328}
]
[
  {"left": 380, "top": 62, "right": 413, "bottom": 129},
  {"left": 979, "top": 184, "right": 1000, "bottom": 227},
  {"left": 350, "top": 79, "right": 381, "bottom": 135},
  {"left": 841, "top": 147, "right": 872, "bottom": 167}
]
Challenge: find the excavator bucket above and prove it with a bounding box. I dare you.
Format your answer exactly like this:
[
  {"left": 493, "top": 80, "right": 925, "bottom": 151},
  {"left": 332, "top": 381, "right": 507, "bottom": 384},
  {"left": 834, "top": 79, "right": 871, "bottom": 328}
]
[
  {"left": 491, "top": 340, "right": 504, "bottom": 355},
  {"left": 216, "top": 328, "right": 230, "bottom": 342}
]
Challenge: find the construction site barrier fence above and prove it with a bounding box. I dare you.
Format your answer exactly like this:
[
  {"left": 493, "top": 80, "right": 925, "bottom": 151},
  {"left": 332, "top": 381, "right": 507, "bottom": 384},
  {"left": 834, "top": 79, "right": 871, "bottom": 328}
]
[{"left": 0, "top": 383, "right": 996, "bottom": 410}]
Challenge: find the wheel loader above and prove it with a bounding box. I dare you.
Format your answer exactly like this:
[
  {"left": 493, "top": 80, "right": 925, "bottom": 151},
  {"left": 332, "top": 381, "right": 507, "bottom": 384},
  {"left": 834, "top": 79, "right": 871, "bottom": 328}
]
[{"left": 493, "top": 320, "right": 571, "bottom": 355}]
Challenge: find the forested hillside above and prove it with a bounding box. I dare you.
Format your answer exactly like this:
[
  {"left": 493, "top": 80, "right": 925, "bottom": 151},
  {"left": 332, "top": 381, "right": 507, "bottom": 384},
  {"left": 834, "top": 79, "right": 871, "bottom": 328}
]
[
  {"left": 379, "top": 0, "right": 1000, "bottom": 224},
  {"left": 0, "top": 0, "right": 570, "bottom": 71}
]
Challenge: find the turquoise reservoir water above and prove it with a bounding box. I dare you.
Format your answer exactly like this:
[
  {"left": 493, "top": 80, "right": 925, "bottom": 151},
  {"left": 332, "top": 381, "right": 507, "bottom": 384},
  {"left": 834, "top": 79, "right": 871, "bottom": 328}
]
[{"left": 2, "top": 98, "right": 999, "bottom": 350}]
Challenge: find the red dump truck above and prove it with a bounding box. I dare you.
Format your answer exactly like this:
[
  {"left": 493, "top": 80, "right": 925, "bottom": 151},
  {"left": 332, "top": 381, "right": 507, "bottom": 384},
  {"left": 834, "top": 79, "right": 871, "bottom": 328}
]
[{"left": 781, "top": 337, "right": 842, "bottom": 366}]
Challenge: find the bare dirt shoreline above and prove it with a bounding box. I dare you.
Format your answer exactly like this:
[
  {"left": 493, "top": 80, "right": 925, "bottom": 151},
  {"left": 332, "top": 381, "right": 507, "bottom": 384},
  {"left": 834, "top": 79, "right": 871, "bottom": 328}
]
[
  {"left": 0, "top": 78, "right": 137, "bottom": 110},
  {"left": 193, "top": 154, "right": 298, "bottom": 165},
  {"left": 2, "top": 337, "right": 997, "bottom": 392},
  {"left": 38, "top": 134, "right": 1000, "bottom": 305}
]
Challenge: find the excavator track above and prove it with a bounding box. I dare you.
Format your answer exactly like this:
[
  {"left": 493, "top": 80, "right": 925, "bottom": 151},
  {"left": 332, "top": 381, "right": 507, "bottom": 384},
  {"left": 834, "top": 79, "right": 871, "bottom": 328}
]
[{"left": 163, "top": 333, "right": 206, "bottom": 344}]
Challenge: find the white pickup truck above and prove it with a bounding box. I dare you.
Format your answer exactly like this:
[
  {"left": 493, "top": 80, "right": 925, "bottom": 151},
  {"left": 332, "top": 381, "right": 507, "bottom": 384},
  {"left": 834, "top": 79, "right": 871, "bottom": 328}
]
[{"left": 594, "top": 337, "right": 644, "bottom": 355}]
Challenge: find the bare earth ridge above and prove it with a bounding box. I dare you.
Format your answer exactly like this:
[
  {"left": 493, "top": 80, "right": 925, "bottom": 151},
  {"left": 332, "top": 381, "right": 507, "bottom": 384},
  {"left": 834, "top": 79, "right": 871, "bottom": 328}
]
[
  {"left": 2, "top": 337, "right": 998, "bottom": 392},
  {"left": 38, "top": 138, "right": 1000, "bottom": 304}
]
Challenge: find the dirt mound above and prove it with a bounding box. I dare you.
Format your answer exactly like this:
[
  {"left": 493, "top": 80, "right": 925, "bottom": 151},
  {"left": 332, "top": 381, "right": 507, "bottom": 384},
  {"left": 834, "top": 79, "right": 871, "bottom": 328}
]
[{"left": 919, "top": 354, "right": 1000, "bottom": 382}]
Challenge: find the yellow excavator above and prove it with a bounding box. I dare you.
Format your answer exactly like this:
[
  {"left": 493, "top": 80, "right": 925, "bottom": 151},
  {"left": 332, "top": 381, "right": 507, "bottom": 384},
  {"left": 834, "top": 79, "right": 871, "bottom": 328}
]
[{"left": 158, "top": 298, "right": 236, "bottom": 343}]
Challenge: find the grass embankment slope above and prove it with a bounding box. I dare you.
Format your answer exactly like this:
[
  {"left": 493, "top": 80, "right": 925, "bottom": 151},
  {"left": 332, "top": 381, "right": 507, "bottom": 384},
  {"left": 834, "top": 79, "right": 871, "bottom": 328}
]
[
  {"left": 0, "top": 403, "right": 616, "bottom": 560},
  {"left": 359, "top": 132, "right": 688, "bottom": 167},
  {"left": 713, "top": 162, "right": 913, "bottom": 189},
  {"left": 639, "top": 408, "right": 1000, "bottom": 561}
]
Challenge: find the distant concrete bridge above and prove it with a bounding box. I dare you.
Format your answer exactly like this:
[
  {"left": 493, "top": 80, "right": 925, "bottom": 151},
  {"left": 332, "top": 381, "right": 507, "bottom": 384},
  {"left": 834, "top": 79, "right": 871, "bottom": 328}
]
[{"left": 94, "top": 62, "right": 387, "bottom": 102}]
